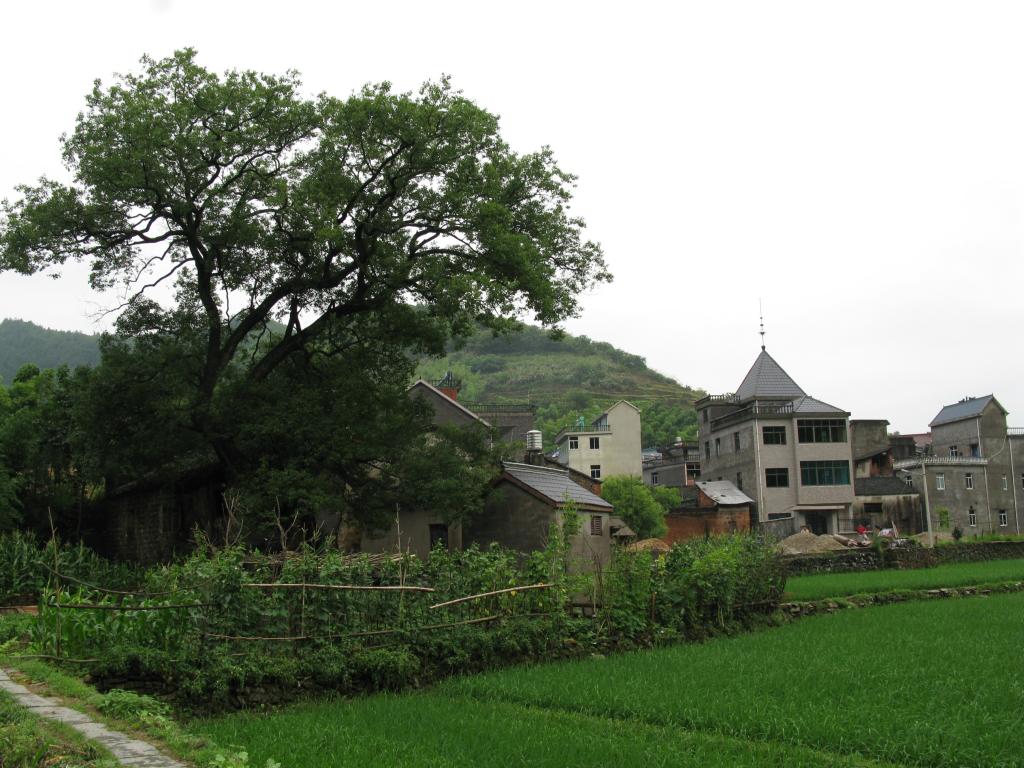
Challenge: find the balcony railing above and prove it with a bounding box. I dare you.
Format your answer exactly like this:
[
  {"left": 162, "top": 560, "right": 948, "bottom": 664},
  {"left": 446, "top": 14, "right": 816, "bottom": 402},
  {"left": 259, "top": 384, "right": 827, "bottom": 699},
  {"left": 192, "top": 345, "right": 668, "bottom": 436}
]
[
  {"left": 461, "top": 403, "right": 537, "bottom": 413},
  {"left": 711, "top": 403, "right": 795, "bottom": 431},
  {"left": 695, "top": 393, "right": 737, "bottom": 407},
  {"left": 894, "top": 456, "right": 989, "bottom": 469},
  {"left": 1009, "top": 427, "right": 1024, "bottom": 437},
  {"left": 554, "top": 423, "right": 613, "bottom": 443}
]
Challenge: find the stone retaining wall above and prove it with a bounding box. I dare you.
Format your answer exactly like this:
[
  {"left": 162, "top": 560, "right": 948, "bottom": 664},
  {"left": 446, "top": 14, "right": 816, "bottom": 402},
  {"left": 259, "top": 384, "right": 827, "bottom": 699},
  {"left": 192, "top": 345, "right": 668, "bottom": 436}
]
[{"left": 783, "top": 540, "right": 1024, "bottom": 576}]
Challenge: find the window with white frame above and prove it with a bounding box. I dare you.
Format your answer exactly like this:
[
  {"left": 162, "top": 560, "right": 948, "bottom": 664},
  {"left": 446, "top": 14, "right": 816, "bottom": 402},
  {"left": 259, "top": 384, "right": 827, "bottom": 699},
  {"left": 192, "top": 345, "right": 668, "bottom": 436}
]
[
  {"left": 965, "top": 473, "right": 974, "bottom": 490},
  {"left": 968, "top": 506, "right": 977, "bottom": 526},
  {"left": 936, "top": 473, "right": 945, "bottom": 491},
  {"left": 590, "top": 464, "right": 601, "bottom": 480},
  {"left": 589, "top": 436, "right": 600, "bottom": 450},
  {"left": 949, "top": 445, "right": 959, "bottom": 458},
  {"left": 651, "top": 472, "right": 659, "bottom": 486},
  {"left": 999, "top": 509, "right": 1008, "bottom": 527},
  {"left": 568, "top": 436, "right": 578, "bottom": 450},
  {"left": 1003, "top": 475, "right": 1008, "bottom": 491}
]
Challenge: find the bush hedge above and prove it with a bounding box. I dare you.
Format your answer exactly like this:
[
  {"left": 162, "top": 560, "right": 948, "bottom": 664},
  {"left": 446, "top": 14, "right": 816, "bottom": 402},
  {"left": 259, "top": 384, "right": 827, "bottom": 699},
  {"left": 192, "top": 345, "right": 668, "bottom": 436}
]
[{"left": 6, "top": 531, "right": 783, "bottom": 711}]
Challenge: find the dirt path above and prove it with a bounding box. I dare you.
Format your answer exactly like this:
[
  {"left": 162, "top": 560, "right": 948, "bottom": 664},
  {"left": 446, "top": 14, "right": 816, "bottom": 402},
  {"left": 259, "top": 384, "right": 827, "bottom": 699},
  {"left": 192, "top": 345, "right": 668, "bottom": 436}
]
[{"left": 0, "top": 668, "right": 185, "bottom": 767}]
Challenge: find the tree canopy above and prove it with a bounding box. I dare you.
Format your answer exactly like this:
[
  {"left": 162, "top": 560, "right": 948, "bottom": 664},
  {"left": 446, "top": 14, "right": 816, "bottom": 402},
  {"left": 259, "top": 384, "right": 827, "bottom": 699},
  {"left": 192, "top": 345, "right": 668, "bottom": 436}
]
[
  {"left": 0, "top": 51, "right": 608, "bottom": 534},
  {"left": 1, "top": 51, "right": 606, "bottom": 463},
  {"left": 600, "top": 476, "right": 673, "bottom": 540}
]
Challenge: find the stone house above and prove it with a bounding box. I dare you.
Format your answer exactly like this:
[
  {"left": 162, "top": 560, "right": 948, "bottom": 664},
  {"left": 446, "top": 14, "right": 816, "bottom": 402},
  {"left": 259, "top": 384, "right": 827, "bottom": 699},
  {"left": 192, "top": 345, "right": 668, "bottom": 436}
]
[
  {"left": 663, "top": 480, "right": 752, "bottom": 544},
  {"left": 849, "top": 419, "right": 922, "bottom": 533},
  {"left": 553, "top": 400, "right": 642, "bottom": 481},
  {"left": 895, "top": 395, "right": 1023, "bottom": 535},
  {"left": 466, "top": 462, "right": 613, "bottom": 570},
  {"left": 695, "top": 346, "right": 854, "bottom": 534}
]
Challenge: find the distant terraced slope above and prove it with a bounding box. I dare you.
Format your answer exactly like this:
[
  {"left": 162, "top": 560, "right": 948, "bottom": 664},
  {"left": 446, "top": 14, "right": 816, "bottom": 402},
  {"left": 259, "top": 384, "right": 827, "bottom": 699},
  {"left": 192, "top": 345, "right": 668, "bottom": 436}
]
[{"left": 417, "top": 325, "right": 704, "bottom": 448}]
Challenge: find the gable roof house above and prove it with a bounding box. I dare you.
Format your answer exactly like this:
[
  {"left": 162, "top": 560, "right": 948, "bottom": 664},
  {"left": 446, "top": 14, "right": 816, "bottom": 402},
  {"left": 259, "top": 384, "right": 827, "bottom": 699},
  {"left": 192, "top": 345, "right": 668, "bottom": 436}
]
[
  {"left": 464, "top": 462, "right": 614, "bottom": 570},
  {"left": 895, "top": 395, "right": 1022, "bottom": 536},
  {"left": 695, "top": 346, "right": 854, "bottom": 535},
  {"left": 361, "top": 381, "right": 616, "bottom": 565}
]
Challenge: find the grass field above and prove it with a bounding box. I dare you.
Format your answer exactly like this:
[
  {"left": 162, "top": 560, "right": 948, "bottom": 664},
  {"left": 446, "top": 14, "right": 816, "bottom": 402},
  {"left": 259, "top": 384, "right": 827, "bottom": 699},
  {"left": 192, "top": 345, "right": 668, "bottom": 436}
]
[
  {"left": 784, "top": 558, "right": 1024, "bottom": 601},
  {"left": 196, "top": 593, "right": 1024, "bottom": 768}
]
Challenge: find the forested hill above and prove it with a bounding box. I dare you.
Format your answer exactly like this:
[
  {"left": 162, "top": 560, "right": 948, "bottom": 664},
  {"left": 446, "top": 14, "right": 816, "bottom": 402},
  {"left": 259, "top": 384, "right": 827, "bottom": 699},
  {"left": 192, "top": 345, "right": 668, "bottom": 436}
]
[
  {"left": 0, "top": 319, "right": 101, "bottom": 383},
  {"left": 1, "top": 318, "right": 705, "bottom": 448},
  {"left": 417, "top": 326, "right": 705, "bottom": 448}
]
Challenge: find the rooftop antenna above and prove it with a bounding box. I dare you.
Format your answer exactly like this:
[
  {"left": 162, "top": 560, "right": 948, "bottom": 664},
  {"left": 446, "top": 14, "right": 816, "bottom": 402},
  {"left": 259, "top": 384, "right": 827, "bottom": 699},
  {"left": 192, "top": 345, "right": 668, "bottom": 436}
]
[{"left": 759, "top": 299, "right": 766, "bottom": 351}]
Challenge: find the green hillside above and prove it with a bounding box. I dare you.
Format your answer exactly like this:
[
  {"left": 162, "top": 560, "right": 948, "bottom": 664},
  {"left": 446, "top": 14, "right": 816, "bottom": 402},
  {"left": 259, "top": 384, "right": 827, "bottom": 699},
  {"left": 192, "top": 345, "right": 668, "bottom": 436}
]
[
  {"left": 417, "top": 326, "right": 705, "bottom": 448},
  {"left": 0, "top": 319, "right": 101, "bottom": 383},
  {"left": 0, "top": 318, "right": 705, "bottom": 448}
]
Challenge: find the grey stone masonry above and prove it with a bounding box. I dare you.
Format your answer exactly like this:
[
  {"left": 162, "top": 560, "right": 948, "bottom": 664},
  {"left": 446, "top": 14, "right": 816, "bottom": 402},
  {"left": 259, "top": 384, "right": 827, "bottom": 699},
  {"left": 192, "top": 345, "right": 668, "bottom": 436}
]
[{"left": 0, "top": 668, "right": 186, "bottom": 767}]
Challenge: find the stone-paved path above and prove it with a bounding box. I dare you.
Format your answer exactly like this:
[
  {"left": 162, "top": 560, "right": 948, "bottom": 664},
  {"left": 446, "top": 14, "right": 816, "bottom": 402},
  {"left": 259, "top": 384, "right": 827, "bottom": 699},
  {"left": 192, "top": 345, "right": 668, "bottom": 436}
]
[{"left": 0, "top": 668, "right": 186, "bottom": 767}]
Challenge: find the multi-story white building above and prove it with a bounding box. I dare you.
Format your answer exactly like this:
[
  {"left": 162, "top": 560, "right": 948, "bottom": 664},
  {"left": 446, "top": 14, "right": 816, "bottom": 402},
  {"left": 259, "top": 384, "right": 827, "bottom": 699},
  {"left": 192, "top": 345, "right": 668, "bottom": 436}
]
[
  {"left": 695, "top": 347, "right": 854, "bottom": 534},
  {"left": 554, "top": 400, "right": 642, "bottom": 480}
]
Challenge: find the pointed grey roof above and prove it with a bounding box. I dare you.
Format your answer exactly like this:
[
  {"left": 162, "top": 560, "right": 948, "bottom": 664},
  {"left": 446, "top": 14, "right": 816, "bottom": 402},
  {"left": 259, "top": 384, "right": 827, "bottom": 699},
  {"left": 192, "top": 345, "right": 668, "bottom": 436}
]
[
  {"left": 791, "top": 395, "right": 847, "bottom": 415},
  {"left": 735, "top": 349, "right": 806, "bottom": 402},
  {"left": 930, "top": 395, "right": 1006, "bottom": 427}
]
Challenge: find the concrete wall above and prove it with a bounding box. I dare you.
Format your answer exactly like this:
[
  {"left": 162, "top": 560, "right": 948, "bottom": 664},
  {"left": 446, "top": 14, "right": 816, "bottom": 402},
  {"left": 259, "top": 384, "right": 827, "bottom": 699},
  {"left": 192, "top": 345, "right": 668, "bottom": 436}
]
[
  {"left": 463, "top": 482, "right": 611, "bottom": 570},
  {"left": 849, "top": 494, "right": 922, "bottom": 534},
  {"left": 699, "top": 412, "right": 854, "bottom": 528},
  {"left": 360, "top": 509, "right": 464, "bottom": 559},
  {"left": 557, "top": 401, "right": 642, "bottom": 480}
]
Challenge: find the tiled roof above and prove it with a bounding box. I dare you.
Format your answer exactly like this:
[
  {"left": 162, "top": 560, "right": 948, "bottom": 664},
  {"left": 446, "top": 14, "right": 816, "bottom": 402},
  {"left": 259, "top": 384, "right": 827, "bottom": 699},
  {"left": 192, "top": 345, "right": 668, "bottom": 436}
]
[
  {"left": 791, "top": 395, "right": 848, "bottom": 415},
  {"left": 855, "top": 476, "right": 918, "bottom": 497},
  {"left": 735, "top": 349, "right": 806, "bottom": 401},
  {"left": 696, "top": 480, "right": 754, "bottom": 506},
  {"left": 502, "top": 462, "right": 612, "bottom": 510},
  {"left": 929, "top": 395, "right": 1005, "bottom": 428}
]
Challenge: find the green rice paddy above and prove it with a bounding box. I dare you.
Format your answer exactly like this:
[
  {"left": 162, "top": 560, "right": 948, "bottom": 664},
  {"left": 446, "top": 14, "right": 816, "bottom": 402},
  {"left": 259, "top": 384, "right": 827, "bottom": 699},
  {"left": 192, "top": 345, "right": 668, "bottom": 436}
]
[
  {"left": 784, "top": 558, "right": 1024, "bottom": 601},
  {"left": 196, "top": 593, "right": 1024, "bottom": 767}
]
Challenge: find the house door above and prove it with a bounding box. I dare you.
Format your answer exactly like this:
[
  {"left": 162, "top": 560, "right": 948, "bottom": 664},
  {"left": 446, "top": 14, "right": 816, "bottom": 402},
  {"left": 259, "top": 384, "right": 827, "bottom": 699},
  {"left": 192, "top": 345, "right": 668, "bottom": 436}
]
[{"left": 805, "top": 512, "right": 829, "bottom": 535}]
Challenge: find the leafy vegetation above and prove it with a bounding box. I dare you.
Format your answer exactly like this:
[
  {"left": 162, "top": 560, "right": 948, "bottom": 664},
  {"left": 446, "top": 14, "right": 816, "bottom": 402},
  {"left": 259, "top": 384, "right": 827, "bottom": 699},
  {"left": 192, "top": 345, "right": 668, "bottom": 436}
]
[
  {"left": 9, "top": 531, "right": 781, "bottom": 710},
  {"left": 784, "top": 557, "right": 1024, "bottom": 601},
  {"left": 599, "top": 475, "right": 678, "bottom": 539},
  {"left": 0, "top": 689, "right": 116, "bottom": 767},
  {"left": 417, "top": 324, "right": 705, "bottom": 448},
  {"left": 0, "top": 530, "right": 142, "bottom": 605},
  {"left": 196, "top": 594, "right": 1024, "bottom": 767}
]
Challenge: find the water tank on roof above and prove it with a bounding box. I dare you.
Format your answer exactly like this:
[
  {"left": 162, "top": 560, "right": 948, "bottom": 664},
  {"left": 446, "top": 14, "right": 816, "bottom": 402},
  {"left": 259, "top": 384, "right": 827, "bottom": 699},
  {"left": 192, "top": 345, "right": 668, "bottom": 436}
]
[{"left": 526, "top": 430, "right": 543, "bottom": 452}]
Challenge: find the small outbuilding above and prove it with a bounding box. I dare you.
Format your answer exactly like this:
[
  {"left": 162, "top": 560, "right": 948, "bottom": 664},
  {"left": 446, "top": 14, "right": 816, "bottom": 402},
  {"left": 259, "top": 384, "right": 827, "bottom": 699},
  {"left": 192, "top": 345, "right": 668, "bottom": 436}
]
[{"left": 663, "top": 480, "right": 753, "bottom": 544}]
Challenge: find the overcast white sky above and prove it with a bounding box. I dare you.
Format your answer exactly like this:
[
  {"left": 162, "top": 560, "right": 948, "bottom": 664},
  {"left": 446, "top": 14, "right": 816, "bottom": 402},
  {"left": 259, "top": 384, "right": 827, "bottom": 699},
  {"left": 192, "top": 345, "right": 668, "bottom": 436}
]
[{"left": 1, "top": 0, "right": 1022, "bottom": 433}]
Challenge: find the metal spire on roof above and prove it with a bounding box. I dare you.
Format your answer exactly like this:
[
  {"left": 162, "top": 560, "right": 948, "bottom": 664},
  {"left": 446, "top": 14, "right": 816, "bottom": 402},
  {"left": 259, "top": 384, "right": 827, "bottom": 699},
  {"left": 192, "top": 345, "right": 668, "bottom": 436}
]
[{"left": 759, "top": 299, "right": 765, "bottom": 351}]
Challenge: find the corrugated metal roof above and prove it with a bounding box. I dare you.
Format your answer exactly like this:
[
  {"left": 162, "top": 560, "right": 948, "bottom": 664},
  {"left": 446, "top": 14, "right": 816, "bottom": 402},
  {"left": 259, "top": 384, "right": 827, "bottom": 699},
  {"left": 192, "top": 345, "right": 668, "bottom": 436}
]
[
  {"left": 929, "top": 395, "right": 1004, "bottom": 427},
  {"left": 734, "top": 349, "right": 806, "bottom": 401},
  {"left": 696, "top": 480, "right": 754, "bottom": 505},
  {"left": 502, "top": 462, "right": 612, "bottom": 509}
]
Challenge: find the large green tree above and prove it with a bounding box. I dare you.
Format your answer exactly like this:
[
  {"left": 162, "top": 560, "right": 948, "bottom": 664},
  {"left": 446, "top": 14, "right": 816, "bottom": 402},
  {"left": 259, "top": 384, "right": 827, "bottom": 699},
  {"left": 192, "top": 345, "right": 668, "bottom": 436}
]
[
  {"left": 601, "top": 475, "right": 670, "bottom": 540},
  {"left": 0, "top": 51, "right": 608, "bottom": 509}
]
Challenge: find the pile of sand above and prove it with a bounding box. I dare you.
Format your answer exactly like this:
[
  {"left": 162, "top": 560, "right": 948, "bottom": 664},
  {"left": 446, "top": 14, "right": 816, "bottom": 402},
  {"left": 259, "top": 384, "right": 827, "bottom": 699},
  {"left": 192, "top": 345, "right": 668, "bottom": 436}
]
[
  {"left": 627, "top": 538, "right": 671, "bottom": 554},
  {"left": 778, "top": 530, "right": 849, "bottom": 556}
]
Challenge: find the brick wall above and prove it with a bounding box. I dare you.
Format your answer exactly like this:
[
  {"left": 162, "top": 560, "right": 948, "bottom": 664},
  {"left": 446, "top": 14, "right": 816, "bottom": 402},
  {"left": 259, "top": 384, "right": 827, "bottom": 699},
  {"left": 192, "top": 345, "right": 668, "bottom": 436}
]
[{"left": 664, "top": 507, "right": 751, "bottom": 544}]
